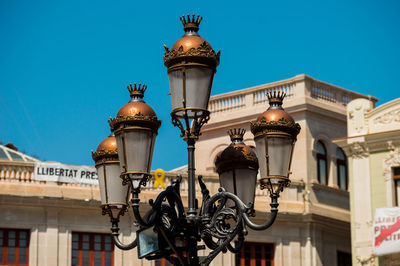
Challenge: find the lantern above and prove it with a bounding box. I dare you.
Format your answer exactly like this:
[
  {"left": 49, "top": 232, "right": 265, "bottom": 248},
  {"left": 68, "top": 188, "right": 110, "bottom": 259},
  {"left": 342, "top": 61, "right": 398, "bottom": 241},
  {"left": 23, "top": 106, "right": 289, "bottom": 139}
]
[
  {"left": 215, "top": 129, "right": 259, "bottom": 206},
  {"left": 92, "top": 134, "right": 129, "bottom": 219},
  {"left": 250, "top": 91, "right": 301, "bottom": 196},
  {"left": 164, "top": 15, "right": 220, "bottom": 138},
  {"left": 109, "top": 84, "right": 161, "bottom": 191}
]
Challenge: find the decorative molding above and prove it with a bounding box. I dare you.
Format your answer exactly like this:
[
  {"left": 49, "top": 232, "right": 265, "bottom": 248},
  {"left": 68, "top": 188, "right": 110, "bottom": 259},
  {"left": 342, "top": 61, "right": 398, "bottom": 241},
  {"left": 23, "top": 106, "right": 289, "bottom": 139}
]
[
  {"left": 250, "top": 117, "right": 301, "bottom": 138},
  {"left": 373, "top": 108, "right": 400, "bottom": 125},
  {"left": 163, "top": 41, "right": 220, "bottom": 67},
  {"left": 346, "top": 142, "right": 369, "bottom": 159},
  {"left": 383, "top": 147, "right": 400, "bottom": 181},
  {"left": 356, "top": 255, "right": 375, "bottom": 265},
  {"left": 347, "top": 99, "right": 373, "bottom": 135}
]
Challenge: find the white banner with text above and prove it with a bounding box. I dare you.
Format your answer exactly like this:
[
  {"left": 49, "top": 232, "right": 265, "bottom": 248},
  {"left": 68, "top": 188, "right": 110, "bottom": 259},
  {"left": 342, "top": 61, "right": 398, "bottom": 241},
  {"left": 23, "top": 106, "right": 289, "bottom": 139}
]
[
  {"left": 34, "top": 162, "right": 98, "bottom": 185},
  {"left": 373, "top": 207, "right": 400, "bottom": 256}
]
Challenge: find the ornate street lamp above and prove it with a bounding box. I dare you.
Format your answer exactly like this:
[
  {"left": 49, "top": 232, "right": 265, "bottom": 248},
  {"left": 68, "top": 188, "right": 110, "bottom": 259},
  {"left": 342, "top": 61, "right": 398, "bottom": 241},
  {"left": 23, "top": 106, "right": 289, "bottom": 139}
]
[
  {"left": 215, "top": 128, "right": 259, "bottom": 207},
  {"left": 251, "top": 91, "right": 300, "bottom": 196},
  {"left": 92, "top": 134, "right": 129, "bottom": 220},
  {"left": 92, "top": 15, "right": 301, "bottom": 266},
  {"left": 108, "top": 83, "right": 161, "bottom": 192}
]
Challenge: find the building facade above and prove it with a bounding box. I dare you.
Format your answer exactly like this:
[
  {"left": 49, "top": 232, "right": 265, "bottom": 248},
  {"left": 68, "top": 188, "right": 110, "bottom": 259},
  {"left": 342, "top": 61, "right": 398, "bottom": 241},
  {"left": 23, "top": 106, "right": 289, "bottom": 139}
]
[
  {"left": 334, "top": 97, "right": 400, "bottom": 266},
  {"left": 0, "top": 74, "right": 375, "bottom": 266}
]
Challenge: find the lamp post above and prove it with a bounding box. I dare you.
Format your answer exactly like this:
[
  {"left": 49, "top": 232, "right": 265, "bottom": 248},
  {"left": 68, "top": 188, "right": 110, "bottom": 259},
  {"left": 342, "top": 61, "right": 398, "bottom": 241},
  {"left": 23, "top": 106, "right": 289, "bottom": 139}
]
[{"left": 92, "top": 15, "right": 300, "bottom": 266}]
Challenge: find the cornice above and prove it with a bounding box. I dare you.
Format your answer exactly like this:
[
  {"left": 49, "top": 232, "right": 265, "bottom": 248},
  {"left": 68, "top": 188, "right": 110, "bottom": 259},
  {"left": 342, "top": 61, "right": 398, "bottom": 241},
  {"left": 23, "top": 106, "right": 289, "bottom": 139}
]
[{"left": 336, "top": 131, "right": 400, "bottom": 156}]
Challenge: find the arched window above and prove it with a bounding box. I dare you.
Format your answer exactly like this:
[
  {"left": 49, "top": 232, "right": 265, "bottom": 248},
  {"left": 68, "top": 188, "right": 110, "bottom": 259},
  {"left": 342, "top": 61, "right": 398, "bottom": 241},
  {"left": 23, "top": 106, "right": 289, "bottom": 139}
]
[
  {"left": 316, "top": 141, "right": 328, "bottom": 185},
  {"left": 336, "top": 148, "right": 348, "bottom": 190}
]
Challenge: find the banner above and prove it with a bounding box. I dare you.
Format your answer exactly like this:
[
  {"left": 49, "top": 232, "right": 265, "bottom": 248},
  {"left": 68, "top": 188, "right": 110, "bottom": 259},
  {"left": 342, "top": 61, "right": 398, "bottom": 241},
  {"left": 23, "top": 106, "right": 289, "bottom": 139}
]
[
  {"left": 34, "top": 162, "right": 98, "bottom": 185},
  {"left": 373, "top": 207, "right": 400, "bottom": 256}
]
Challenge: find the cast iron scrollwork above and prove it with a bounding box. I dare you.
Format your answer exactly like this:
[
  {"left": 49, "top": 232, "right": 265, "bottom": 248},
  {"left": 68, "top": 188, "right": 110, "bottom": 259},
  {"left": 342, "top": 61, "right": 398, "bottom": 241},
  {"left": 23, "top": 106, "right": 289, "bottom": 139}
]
[
  {"left": 197, "top": 178, "right": 279, "bottom": 266},
  {"left": 110, "top": 175, "right": 279, "bottom": 266}
]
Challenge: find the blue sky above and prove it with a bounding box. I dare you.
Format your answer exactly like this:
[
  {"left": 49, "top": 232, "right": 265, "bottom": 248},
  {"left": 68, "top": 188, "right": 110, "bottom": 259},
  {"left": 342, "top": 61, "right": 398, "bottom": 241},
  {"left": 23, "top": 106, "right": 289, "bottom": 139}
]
[{"left": 1, "top": 0, "right": 399, "bottom": 169}]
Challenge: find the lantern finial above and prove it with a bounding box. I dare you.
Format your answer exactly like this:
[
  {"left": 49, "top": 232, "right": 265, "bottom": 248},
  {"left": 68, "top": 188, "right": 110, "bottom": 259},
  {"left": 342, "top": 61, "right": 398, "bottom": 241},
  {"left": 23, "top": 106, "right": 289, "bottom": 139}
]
[
  {"left": 180, "top": 14, "right": 202, "bottom": 33},
  {"left": 267, "top": 90, "right": 286, "bottom": 109},
  {"left": 127, "top": 83, "right": 147, "bottom": 99},
  {"left": 228, "top": 128, "right": 246, "bottom": 142}
]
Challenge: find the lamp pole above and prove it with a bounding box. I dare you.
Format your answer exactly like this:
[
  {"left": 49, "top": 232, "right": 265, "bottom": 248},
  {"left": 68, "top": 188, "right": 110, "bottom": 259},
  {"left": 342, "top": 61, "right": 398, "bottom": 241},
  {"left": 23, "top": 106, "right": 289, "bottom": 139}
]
[{"left": 92, "top": 15, "right": 301, "bottom": 266}]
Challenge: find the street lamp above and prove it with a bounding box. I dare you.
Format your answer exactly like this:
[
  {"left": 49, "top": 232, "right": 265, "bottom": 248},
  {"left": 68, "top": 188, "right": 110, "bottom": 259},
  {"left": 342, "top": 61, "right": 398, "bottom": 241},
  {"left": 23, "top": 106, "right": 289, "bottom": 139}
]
[
  {"left": 92, "top": 15, "right": 300, "bottom": 266},
  {"left": 92, "top": 134, "right": 129, "bottom": 220},
  {"left": 215, "top": 128, "right": 259, "bottom": 207},
  {"left": 251, "top": 91, "right": 301, "bottom": 196}
]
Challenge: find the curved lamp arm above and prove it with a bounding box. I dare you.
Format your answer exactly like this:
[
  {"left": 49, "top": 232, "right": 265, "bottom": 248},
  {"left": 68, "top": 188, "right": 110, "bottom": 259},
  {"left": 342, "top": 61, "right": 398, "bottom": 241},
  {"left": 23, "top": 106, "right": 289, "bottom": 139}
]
[
  {"left": 227, "top": 229, "right": 245, "bottom": 254},
  {"left": 131, "top": 191, "right": 155, "bottom": 227},
  {"left": 242, "top": 195, "right": 279, "bottom": 231},
  {"left": 110, "top": 219, "right": 138, "bottom": 250},
  {"left": 131, "top": 182, "right": 185, "bottom": 228}
]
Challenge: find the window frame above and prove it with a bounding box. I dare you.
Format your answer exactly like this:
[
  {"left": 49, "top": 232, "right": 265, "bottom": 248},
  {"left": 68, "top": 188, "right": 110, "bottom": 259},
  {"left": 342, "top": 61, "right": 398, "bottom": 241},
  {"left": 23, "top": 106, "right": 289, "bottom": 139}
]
[
  {"left": 235, "top": 242, "right": 274, "bottom": 266},
  {"left": 336, "top": 148, "right": 348, "bottom": 190},
  {"left": 71, "top": 232, "right": 114, "bottom": 266},
  {"left": 316, "top": 141, "right": 328, "bottom": 185},
  {"left": 0, "top": 228, "right": 30, "bottom": 266},
  {"left": 393, "top": 167, "right": 400, "bottom": 206}
]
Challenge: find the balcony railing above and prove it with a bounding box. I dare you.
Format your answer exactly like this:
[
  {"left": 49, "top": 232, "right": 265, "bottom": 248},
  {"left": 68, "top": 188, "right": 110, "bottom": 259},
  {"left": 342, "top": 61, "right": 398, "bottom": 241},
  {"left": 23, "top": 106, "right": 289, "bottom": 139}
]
[{"left": 208, "top": 74, "right": 377, "bottom": 115}]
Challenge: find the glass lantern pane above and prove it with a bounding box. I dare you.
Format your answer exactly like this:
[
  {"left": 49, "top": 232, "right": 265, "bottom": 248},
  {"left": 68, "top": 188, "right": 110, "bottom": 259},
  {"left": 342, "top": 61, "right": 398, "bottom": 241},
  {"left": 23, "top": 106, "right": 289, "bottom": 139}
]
[
  {"left": 254, "top": 136, "right": 267, "bottom": 179},
  {"left": 235, "top": 169, "right": 257, "bottom": 206},
  {"left": 105, "top": 163, "right": 128, "bottom": 205},
  {"left": 219, "top": 170, "right": 235, "bottom": 196},
  {"left": 96, "top": 164, "right": 107, "bottom": 205},
  {"left": 168, "top": 69, "right": 183, "bottom": 111},
  {"left": 117, "top": 129, "right": 156, "bottom": 179},
  {"left": 185, "top": 67, "right": 214, "bottom": 115},
  {"left": 168, "top": 67, "right": 214, "bottom": 115},
  {"left": 267, "top": 137, "right": 293, "bottom": 177},
  {"left": 219, "top": 169, "right": 257, "bottom": 207}
]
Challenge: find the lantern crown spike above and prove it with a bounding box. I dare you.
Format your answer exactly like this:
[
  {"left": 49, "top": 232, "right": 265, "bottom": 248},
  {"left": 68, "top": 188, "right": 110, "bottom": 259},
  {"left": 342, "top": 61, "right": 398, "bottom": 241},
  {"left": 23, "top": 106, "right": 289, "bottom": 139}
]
[
  {"left": 180, "top": 14, "right": 202, "bottom": 33},
  {"left": 267, "top": 90, "right": 286, "bottom": 109},
  {"left": 228, "top": 128, "right": 246, "bottom": 142},
  {"left": 127, "top": 83, "right": 147, "bottom": 99}
]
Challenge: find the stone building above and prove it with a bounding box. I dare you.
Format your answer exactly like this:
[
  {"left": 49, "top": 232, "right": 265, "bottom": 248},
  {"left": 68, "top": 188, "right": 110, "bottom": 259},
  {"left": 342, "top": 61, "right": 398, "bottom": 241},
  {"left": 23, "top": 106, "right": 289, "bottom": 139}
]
[
  {"left": 0, "top": 74, "right": 376, "bottom": 266},
  {"left": 334, "top": 97, "right": 400, "bottom": 266}
]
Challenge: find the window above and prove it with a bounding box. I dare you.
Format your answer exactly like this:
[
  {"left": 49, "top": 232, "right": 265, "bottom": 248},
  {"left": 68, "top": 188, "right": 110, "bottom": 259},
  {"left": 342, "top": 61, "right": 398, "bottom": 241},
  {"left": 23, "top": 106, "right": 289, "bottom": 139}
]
[
  {"left": 316, "top": 141, "right": 328, "bottom": 185},
  {"left": 394, "top": 167, "right": 400, "bottom": 206},
  {"left": 336, "top": 148, "right": 348, "bottom": 190},
  {"left": 235, "top": 242, "right": 274, "bottom": 266},
  {"left": 72, "top": 232, "right": 113, "bottom": 266},
  {"left": 337, "top": 251, "right": 351, "bottom": 266},
  {"left": 0, "top": 228, "right": 29, "bottom": 265}
]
